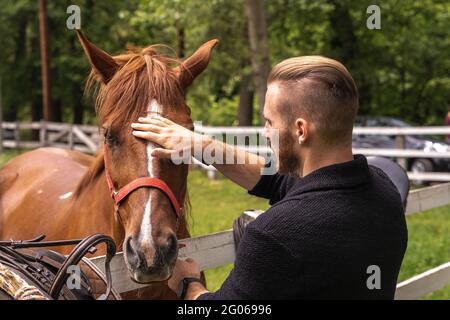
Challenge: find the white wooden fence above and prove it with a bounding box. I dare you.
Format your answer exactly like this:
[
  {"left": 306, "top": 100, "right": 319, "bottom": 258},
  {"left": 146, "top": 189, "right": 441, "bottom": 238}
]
[
  {"left": 195, "top": 126, "right": 450, "bottom": 182},
  {"left": 2, "top": 121, "right": 450, "bottom": 182},
  {"left": 0, "top": 121, "right": 99, "bottom": 154},
  {"left": 90, "top": 183, "right": 450, "bottom": 299}
]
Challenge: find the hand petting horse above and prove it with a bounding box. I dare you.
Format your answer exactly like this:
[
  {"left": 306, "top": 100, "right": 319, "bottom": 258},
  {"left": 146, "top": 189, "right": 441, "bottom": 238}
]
[{"left": 0, "top": 30, "right": 218, "bottom": 299}]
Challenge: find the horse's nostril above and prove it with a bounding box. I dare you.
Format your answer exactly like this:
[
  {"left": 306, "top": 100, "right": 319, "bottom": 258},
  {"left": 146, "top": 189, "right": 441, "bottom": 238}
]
[
  {"left": 126, "top": 237, "right": 134, "bottom": 253},
  {"left": 165, "top": 233, "right": 178, "bottom": 255},
  {"left": 125, "top": 237, "right": 140, "bottom": 268}
]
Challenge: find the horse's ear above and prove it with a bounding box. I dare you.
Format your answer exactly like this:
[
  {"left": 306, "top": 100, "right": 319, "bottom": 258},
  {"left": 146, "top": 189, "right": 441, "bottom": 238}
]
[
  {"left": 175, "top": 39, "right": 219, "bottom": 88},
  {"left": 76, "top": 30, "right": 119, "bottom": 84}
]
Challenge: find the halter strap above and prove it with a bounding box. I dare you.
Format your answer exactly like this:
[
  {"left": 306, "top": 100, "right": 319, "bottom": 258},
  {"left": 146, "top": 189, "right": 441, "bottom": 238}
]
[{"left": 103, "top": 148, "right": 182, "bottom": 219}]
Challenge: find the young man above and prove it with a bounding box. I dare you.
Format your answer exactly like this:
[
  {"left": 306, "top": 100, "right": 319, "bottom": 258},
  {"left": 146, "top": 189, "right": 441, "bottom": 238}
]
[{"left": 131, "top": 56, "right": 407, "bottom": 299}]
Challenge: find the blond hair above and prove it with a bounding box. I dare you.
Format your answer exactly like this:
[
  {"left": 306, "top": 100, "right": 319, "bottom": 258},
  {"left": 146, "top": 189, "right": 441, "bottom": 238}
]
[{"left": 268, "top": 56, "right": 359, "bottom": 146}]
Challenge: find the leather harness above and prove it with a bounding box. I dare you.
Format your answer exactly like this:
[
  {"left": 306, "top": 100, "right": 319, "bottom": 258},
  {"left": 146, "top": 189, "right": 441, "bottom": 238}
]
[{"left": 0, "top": 234, "right": 118, "bottom": 300}]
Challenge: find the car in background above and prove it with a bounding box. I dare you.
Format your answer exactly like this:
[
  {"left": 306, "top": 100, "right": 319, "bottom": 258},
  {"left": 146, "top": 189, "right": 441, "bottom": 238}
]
[{"left": 353, "top": 116, "right": 450, "bottom": 185}]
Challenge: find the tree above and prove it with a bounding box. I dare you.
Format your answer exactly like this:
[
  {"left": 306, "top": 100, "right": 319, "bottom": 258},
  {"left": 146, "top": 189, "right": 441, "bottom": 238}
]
[
  {"left": 244, "top": 0, "right": 270, "bottom": 122},
  {"left": 38, "top": 0, "right": 55, "bottom": 121},
  {"left": 0, "top": 0, "right": 448, "bottom": 127}
]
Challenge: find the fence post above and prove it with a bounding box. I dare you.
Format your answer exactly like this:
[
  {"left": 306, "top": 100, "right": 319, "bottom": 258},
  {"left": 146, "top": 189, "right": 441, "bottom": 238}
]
[
  {"left": 40, "top": 120, "right": 47, "bottom": 147},
  {"left": 14, "top": 120, "right": 20, "bottom": 149},
  {"left": 396, "top": 135, "right": 407, "bottom": 169},
  {"left": 68, "top": 124, "right": 74, "bottom": 149}
]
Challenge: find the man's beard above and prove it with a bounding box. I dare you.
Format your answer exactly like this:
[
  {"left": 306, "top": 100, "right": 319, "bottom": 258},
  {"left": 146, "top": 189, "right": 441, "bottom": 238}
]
[{"left": 269, "top": 130, "right": 301, "bottom": 176}]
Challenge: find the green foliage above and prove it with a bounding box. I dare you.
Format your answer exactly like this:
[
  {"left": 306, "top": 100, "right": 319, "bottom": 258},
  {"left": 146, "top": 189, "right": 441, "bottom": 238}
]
[
  {"left": 0, "top": 0, "right": 448, "bottom": 126},
  {"left": 348, "top": 0, "right": 450, "bottom": 124}
]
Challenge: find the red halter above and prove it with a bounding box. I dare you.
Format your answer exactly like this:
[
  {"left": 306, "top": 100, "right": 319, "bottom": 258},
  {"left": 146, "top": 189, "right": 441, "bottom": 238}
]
[{"left": 103, "top": 147, "right": 183, "bottom": 220}]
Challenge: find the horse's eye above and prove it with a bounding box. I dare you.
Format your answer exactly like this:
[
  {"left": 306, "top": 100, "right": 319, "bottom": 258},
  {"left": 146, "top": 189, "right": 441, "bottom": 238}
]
[{"left": 104, "top": 129, "right": 119, "bottom": 147}]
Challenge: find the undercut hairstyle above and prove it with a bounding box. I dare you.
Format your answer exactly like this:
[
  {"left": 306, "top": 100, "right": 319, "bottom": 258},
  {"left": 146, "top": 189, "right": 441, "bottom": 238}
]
[{"left": 268, "top": 56, "right": 359, "bottom": 146}]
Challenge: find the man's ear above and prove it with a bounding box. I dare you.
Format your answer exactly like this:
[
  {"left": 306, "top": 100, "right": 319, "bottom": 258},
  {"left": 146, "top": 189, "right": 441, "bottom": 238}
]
[
  {"left": 76, "top": 30, "right": 119, "bottom": 84},
  {"left": 175, "top": 39, "right": 219, "bottom": 89},
  {"left": 295, "top": 118, "right": 309, "bottom": 145}
]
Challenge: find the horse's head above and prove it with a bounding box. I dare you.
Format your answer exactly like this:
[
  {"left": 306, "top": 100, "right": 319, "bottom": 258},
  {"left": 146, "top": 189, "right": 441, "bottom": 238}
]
[{"left": 76, "top": 30, "right": 217, "bottom": 283}]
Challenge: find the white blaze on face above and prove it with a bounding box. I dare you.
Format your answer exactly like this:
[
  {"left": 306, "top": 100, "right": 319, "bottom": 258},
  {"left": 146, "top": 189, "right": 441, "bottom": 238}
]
[{"left": 139, "top": 99, "right": 162, "bottom": 248}]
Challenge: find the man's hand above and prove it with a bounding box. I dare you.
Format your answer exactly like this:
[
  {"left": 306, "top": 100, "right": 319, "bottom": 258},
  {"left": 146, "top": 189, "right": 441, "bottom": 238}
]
[
  {"left": 131, "top": 115, "right": 266, "bottom": 191},
  {"left": 168, "top": 258, "right": 209, "bottom": 300},
  {"left": 131, "top": 115, "right": 202, "bottom": 159}
]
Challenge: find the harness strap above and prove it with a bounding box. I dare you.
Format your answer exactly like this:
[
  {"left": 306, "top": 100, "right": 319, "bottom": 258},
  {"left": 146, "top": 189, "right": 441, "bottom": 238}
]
[
  {"left": 113, "top": 177, "right": 182, "bottom": 218},
  {"left": 103, "top": 148, "right": 183, "bottom": 219}
]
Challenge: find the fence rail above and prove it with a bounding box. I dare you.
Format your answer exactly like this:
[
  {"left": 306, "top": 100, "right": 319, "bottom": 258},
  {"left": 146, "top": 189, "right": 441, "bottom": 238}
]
[
  {"left": 395, "top": 262, "right": 450, "bottom": 300},
  {"left": 2, "top": 121, "right": 450, "bottom": 183},
  {"left": 1, "top": 121, "right": 99, "bottom": 154},
  {"left": 197, "top": 125, "right": 450, "bottom": 182}
]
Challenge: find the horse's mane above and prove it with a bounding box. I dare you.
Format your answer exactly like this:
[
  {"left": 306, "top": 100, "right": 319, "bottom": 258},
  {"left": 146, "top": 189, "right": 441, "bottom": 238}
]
[
  {"left": 87, "top": 45, "right": 186, "bottom": 127},
  {"left": 74, "top": 45, "right": 191, "bottom": 217}
]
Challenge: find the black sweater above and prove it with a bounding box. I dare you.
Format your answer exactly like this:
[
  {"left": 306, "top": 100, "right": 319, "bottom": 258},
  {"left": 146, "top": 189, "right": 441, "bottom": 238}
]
[{"left": 198, "top": 155, "right": 408, "bottom": 300}]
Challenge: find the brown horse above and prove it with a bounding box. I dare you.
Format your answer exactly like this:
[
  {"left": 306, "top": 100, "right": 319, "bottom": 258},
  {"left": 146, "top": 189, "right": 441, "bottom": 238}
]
[{"left": 0, "top": 30, "right": 217, "bottom": 299}]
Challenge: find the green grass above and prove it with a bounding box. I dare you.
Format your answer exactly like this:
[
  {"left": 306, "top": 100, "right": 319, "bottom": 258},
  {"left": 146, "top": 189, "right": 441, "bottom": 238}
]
[
  {"left": 0, "top": 149, "right": 24, "bottom": 165},
  {"left": 1, "top": 150, "right": 449, "bottom": 299},
  {"left": 186, "top": 170, "right": 270, "bottom": 236},
  {"left": 186, "top": 170, "right": 270, "bottom": 291},
  {"left": 397, "top": 205, "right": 450, "bottom": 300}
]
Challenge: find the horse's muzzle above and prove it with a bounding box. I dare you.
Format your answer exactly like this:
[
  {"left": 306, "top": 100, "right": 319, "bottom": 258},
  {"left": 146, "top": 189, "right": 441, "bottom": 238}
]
[{"left": 124, "top": 234, "right": 178, "bottom": 283}]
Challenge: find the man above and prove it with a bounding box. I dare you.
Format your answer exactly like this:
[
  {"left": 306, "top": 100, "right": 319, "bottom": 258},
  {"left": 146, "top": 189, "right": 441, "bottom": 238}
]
[{"left": 131, "top": 56, "right": 408, "bottom": 299}]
